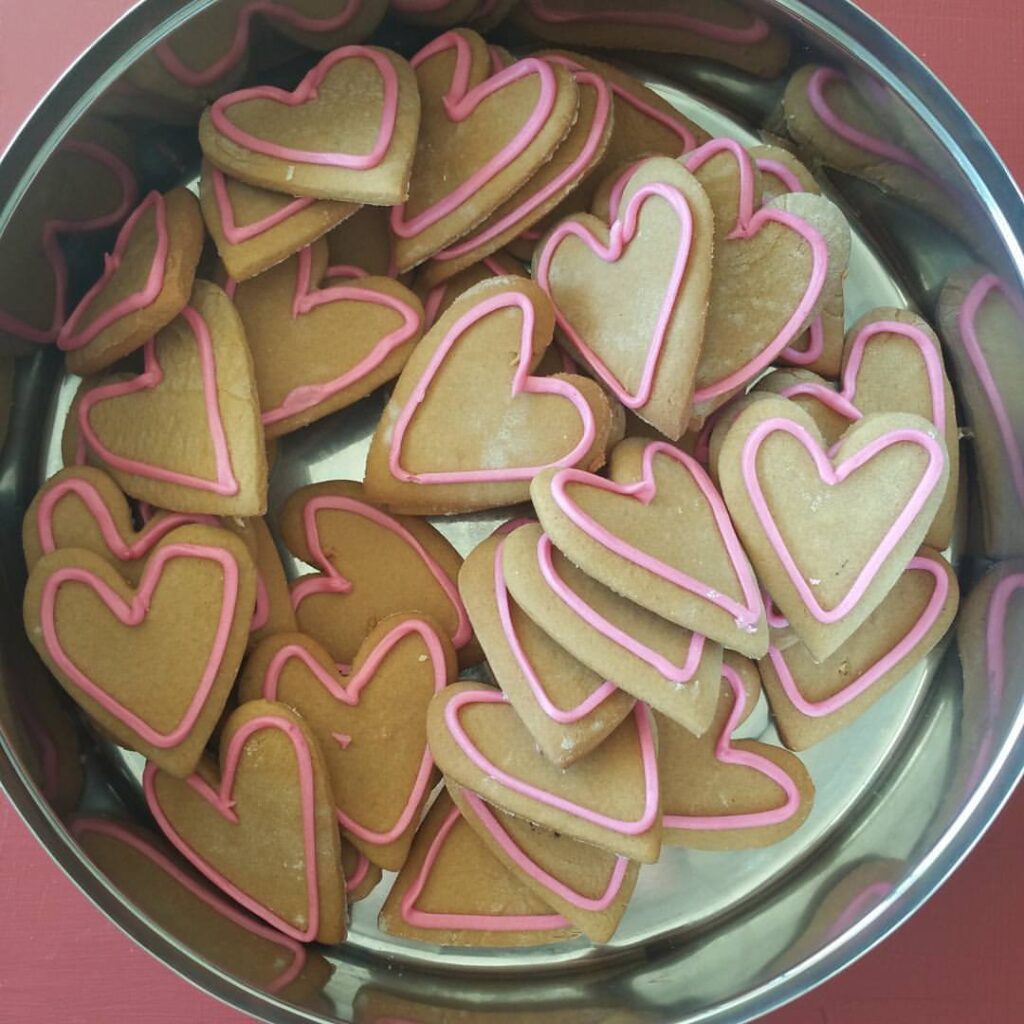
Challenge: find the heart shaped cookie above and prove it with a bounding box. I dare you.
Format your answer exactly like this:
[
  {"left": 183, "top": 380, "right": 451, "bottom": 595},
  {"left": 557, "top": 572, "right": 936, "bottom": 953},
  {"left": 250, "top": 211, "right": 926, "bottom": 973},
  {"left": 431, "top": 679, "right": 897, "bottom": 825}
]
[
  {"left": 199, "top": 161, "right": 358, "bottom": 282},
  {"left": 428, "top": 682, "right": 662, "bottom": 862},
  {"left": 324, "top": 205, "right": 395, "bottom": 277},
  {"left": 459, "top": 527, "right": 636, "bottom": 766},
  {"left": 144, "top": 699, "right": 345, "bottom": 943},
  {"left": 535, "top": 157, "right": 713, "bottom": 440},
  {"left": 533, "top": 437, "right": 768, "bottom": 656},
  {"left": 23, "top": 523, "right": 256, "bottom": 777},
  {"left": 70, "top": 279, "right": 267, "bottom": 516},
  {"left": 239, "top": 614, "right": 457, "bottom": 870},
  {"left": 71, "top": 816, "right": 334, "bottom": 1001},
  {"left": 419, "top": 54, "right": 614, "bottom": 286},
  {"left": 659, "top": 654, "right": 815, "bottom": 849},
  {"left": 501, "top": 523, "right": 722, "bottom": 735},
  {"left": 363, "top": 277, "right": 616, "bottom": 514},
  {"left": 227, "top": 239, "right": 424, "bottom": 437},
  {"left": 342, "top": 841, "right": 382, "bottom": 903},
  {"left": 416, "top": 252, "right": 525, "bottom": 330},
  {"left": 390, "top": 29, "right": 579, "bottom": 272},
  {"left": 449, "top": 782, "right": 638, "bottom": 943},
  {"left": 753, "top": 369, "right": 857, "bottom": 448},
  {"left": 57, "top": 188, "right": 204, "bottom": 375},
  {"left": 378, "top": 790, "right": 578, "bottom": 947},
  {"left": 759, "top": 548, "right": 958, "bottom": 749},
  {"left": 717, "top": 396, "right": 949, "bottom": 660},
  {"left": 280, "top": 479, "right": 479, "bottom": 667},
  {"left": 199, "top": 45, "right": 420, "bottom": 204},
  {"left": 240, "top": 515, "right": 298, "bottom": 645}
]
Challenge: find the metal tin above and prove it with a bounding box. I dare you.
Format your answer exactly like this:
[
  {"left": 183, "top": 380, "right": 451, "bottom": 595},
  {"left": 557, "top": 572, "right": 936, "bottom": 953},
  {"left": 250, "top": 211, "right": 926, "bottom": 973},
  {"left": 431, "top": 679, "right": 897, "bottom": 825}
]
[{"left": 1, "top": 3, "right": 1023, "bottom": 1022}]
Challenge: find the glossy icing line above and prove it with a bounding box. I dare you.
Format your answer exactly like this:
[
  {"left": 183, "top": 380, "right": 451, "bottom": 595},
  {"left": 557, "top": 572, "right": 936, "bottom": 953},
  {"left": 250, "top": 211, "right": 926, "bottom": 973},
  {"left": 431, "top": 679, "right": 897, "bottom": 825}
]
[
  {"left": 39, "top": 542, "right": 240, "bottom": 747},
  {"left": 69, "top": 817, "right": 307, "bottom": 993},
  {"left": 421, "top": 255, "right": 510, "bottom": 329},
  {"left": 210, "top": 165, "right": 317, "bottom": 245},
  {"left": 399, "top": 802, "right": 569, "bottom": 931},
  {"left": 387, "top": 289, "right": 597, "bottom": 484},
  {"left": 345, "top": 848, "right": 371, "bottom": 893},
  {"left": 664, "top": 663, "right": 801, "bottom": 830},
  {"left": 493, "top": 534, "right": 618, "bottom": 723},
  {"left": 777, "top": 379, "right": 862, "bottom": 424},
  {"left": 461, "top": 789, "right": 630, "bottom": 912},
  {"left": 536, "top": 532, "right": 707, "bottom": 683},
  {"left": 210, "top": 46, "right": 400, "bottom": 168},
  {"left": 766, "top": 554, "right": 950, "bottom": 717},
  {"left": 77, "top": 304, "right": 241, "bottom": 496},
  {"left": 536, "top": 181, "right": 695, "bottom": 409},
  {"left": 289, "top": 493, "right": 472, "bottom": 649},
  {"left": 445, "top": 689, "right": 660, "bottom": 835},
  {"left": 57, "top": 191, "right": 169, "bottom": 352},
  {"left": 390, "top": 34, "right": 559, "bottom": 238},
  {"left": 740, "top": 418, "right": 946, "bottom": 623},
  {"left": 251, "top": 573, "right": 270, "bottom": 632},
  {"left": 260, "top": 618, "right": 448, "bottom": 845},
  {"left": 143, "top": 714, "right": 323, "bottom": 942},
  {"left": 550, "top": 440, "right": 764, "bottom": 629}
]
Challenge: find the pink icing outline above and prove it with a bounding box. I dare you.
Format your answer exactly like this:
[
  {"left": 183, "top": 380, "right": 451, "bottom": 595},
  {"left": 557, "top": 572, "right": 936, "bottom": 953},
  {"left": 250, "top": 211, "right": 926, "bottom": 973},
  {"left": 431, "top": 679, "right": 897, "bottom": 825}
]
[
  {"left": 57, "top": 191, "right": 169, "bottom": 353},
  {"left": 289, "top": 493, "right": 472, "bottom": 650},
  {"left": 535, "top": 181, "right": 695, "bottom": 410},
  {"left": 387, "top": 289, "right": 597, "bottom": 484},
  {"left": 777, "top": 380, "right": 862, "bottom": 425},
  {"left": 445, "top": 689, "right": 659, "bottom": 835},
  {"left": 259, "top": 618, "right": 448, "bottom": 846},
  {"left": 210, "top": 46, "right": 400, "bottom": 169},
  {"left": 390, "top": 34, "right": 559, "bottom": 238},
  {"left": 740, "top": 418, "right": 946, "bottom": 623},
  {"left": 549, "top": 440, "right": 764, "bottom": 629},
  {"left": 493, "top": 534, "right": 618, "bottom": 723},
  {"left": 210, "top": 165, "right": 317, "bottom": 245},
  {"left": 765, "top": 554, "right": 950, "bottom": 717},
  {"left": 535, "top": 532, "right": 707, "bottom": 683},
  {"left": 261, "top": 245, "right": 422, "bottom": 427},
  {"left": 144, "top": 714, "right": 323, "bottom": 943},
  {"left": 523, "top": 0, "right": 771, "bottom": 42},
  {"left": 764, "top": 592, "right": 790, "bottom": 630},
  {"left": 421, "top": 254, "right": 510, "bottom": 330},
  {"left": 70, "top": 817, "right": 307, "bottom": 993},
  {"left": 77, "top": 304, "right": 241, "bottom": 497},
  {"left": 432, "top": 67, "right": 613, "bottom": 262},
  {"left": 460, "top": 789, "right": 629, "bottom": 913},
  {"left": 958, "top": 273, "right": 1024, "bottom": 508},
  {"left": 399, "top": 802, "right": 569, "bottom": 931},
  {"left": 664, "top": 663, "right": 802, "bottom": 830},
  {"left": 345, "top": 847, "right": 371, "bottom": 893},
  {"left": 39, "top": 542, "right": 240, "bottom": 747},
  {"left": 251, "top": 574, "right": 270, "bottom": 632}
]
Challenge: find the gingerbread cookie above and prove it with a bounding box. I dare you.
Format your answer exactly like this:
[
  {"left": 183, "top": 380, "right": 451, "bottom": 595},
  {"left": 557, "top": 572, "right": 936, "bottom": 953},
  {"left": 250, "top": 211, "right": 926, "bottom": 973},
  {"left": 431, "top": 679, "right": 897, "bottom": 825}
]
[
  {"left": 342, "top": 841, "right": 383, "bottom": 903},
  {"left": 416, "top": 252, "right": 525, "bottom": 329},
  {"left": 57, "top": 188, "right": 204, "bottom": 375},
  {"left": 23, "top": 523, "right": 256, "bottom": 777},
  {"left": 226, "top": 239, "right": 423, "bottom": 437},
  {"left": 325, "top": 204, "right": 395, "bottom": 277},
  {"left": 243, "top": 516, "right": 298, "bottom": 645},
  {"left": 144, "top": 699, "right": 345, "bottom": 943},
  {"left": 752, "top": 369, "right": 856, "bottom": 448},
  {"left": 199, "top": 46, "right": 420, "bottom": 204},
  {"left": 363, "top": 277, "right": 616, "bottom": 514},
  {"left": 659, "top": 654, "right": 815, "bottom": 849},
  {"left": 716, "top": 395, "right": 949, "bottom": 661},
  {"left": 68, "top": 279, "right": 267, "bottom": 516},
  {"left": 428, "top": 682, "right": 662, "bottom": 862},
  {"left": 239, "top": 614, "right": 457, "bottom": 870}
]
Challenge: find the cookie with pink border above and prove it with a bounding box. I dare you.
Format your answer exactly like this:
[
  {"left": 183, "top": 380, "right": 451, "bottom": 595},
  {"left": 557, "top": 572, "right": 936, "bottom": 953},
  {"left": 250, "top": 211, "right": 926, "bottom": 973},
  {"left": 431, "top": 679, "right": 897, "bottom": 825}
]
[
  {"left": 239, "top": 614, "right": 457, "bottom": 871},
  {"left": 23, "top": 523, "right": 256, "bottom": 778},
  {"left": 414, "top": 251, "right": 525, "bottom": 331},
  {"left": 752, "top": 369, "right": 853, "bottom": 448},
  {"left": 428, "top": 681, "right": 662, "bottom": 863},
  {"left": 144, "top": 699, "right": 346, "bottom": 944},
  {"left": 199, "top": 45, "right": 420, "bottom": 204},
  {"left": 341, "top": 840, "right": 382, "bottom": 903}
]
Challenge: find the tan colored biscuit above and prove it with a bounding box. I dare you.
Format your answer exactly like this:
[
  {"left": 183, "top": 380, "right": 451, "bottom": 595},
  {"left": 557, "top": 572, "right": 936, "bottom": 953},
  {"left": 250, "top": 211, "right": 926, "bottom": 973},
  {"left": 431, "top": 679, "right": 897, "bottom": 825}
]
[{"left": 325, "top": 204, "right": 395, "bottom": 276}]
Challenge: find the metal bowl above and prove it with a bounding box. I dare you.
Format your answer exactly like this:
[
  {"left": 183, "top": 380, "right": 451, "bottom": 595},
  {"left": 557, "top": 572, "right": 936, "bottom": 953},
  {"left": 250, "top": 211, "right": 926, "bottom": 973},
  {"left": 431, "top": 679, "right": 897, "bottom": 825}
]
[{"left": 1, "top": 2, "right": 1023, "bottom": 1022}]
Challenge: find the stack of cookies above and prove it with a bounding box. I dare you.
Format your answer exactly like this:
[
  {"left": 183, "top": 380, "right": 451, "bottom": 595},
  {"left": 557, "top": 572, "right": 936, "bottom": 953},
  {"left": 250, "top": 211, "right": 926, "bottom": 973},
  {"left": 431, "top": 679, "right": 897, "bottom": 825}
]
[{"left": 19, "top": 12, "right": 960, "bottom": 951}]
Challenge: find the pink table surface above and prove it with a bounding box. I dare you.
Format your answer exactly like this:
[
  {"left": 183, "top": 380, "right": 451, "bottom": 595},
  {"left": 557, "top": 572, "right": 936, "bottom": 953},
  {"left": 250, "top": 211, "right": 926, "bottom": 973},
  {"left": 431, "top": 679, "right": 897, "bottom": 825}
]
[{"left": 2, "top": 3, "right": 1023, "bottom": 1023}]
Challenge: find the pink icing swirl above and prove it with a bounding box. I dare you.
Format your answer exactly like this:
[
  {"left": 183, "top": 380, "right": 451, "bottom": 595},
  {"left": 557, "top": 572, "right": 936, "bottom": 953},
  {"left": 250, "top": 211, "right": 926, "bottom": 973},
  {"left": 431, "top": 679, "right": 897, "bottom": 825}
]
[
  {"left": 77, "top": 304, "right": 241, "bottom": 497},
  {"left": 209, "top": 46, "right": 400, "bottom": 168},
  {"left": 390, "top": 33, "right": 559, "bottom": 239},
  {"left": 664, "top": 663, "right": 802, "bottom": 830},
  {"left": 39, "top": 541, "right": 241, "bottom": 747},
  {"left": 57, "top": 190, "right": 169, "bottom": 353},
  {"left": 444, "top": 689, "right": 660, "bottom": 836},
  {"left": 549, "top": 440, "right": 764, "bottom": 630},
  {"left": 210, "top": 165, "right": 317, "bottom": 245},
  {"left": 739, "top": 418, "right": 946, "bottom": 624},
  {"left": 259, "top": 618, "right": 449, "bottom": 846},
  {"left": 386, "top": 289, "right": 597, "bottom": 485},
  {"left": 143, "top": 714, "right": 323, "bottom": 942}
]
